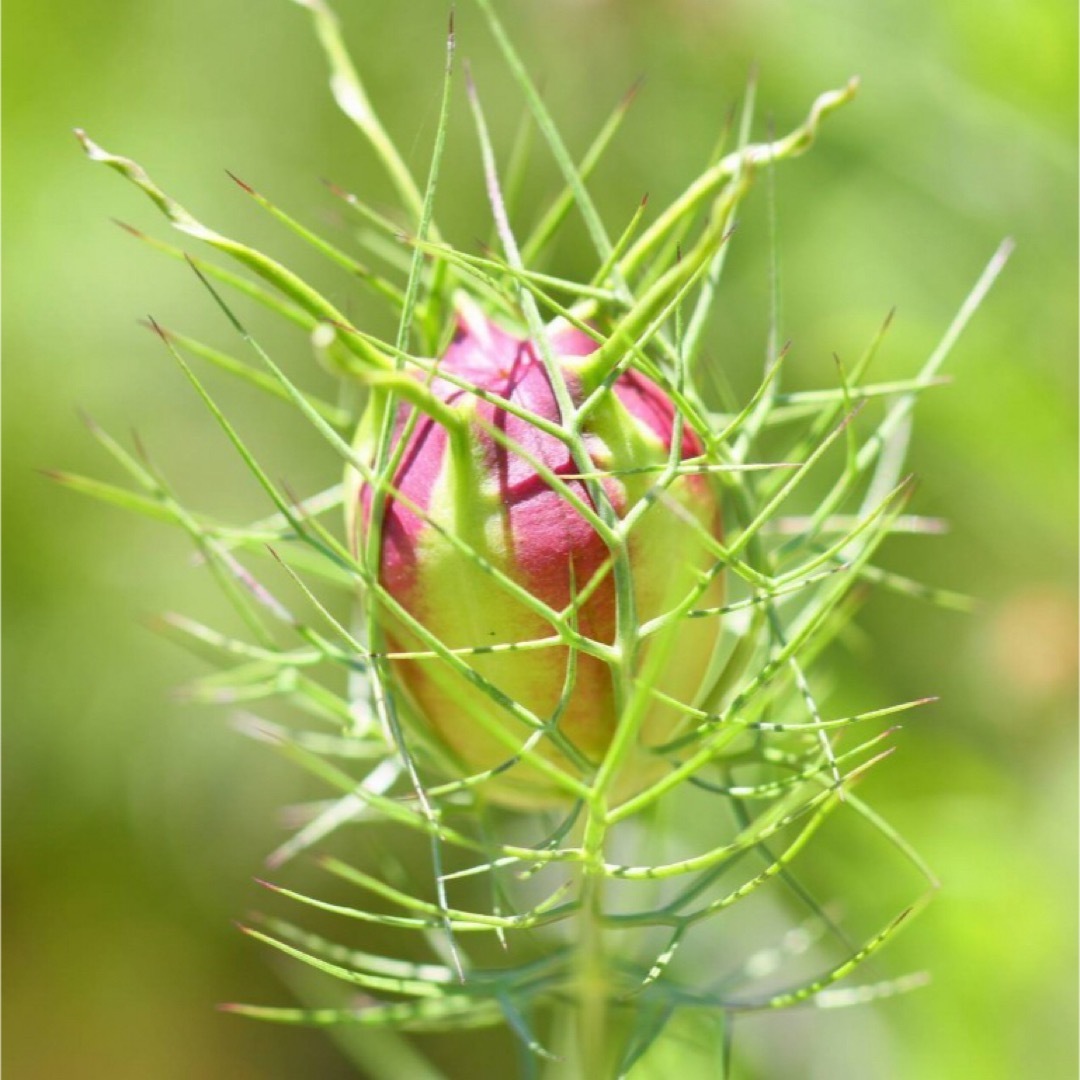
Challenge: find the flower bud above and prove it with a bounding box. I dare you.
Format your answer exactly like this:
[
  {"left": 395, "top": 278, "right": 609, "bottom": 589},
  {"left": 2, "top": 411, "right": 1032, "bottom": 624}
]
[{"left": 349, "top": 304, "right": 723, "bottom": 808}]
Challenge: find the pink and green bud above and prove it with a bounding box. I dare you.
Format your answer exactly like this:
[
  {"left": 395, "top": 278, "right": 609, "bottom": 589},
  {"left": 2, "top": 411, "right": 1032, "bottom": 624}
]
[{"left": 350, "top": 305, "right": 723, "bottom": 808}]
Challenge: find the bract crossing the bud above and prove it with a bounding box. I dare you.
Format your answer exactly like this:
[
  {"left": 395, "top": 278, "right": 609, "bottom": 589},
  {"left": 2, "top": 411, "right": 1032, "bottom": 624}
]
[{"left": 349, "top": 305, "right": 723, "bottom": 808}]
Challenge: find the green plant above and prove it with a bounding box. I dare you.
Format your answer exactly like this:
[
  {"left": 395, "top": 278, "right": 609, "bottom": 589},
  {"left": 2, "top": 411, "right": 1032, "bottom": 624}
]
[{"left": 61, "top": 1, "right": 1010, "bottom": 1075}]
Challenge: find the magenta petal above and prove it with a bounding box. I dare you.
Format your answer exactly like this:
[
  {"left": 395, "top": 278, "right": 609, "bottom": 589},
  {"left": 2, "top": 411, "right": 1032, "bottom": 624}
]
[
  {"left": 613, "top": 369, "right": 703, "bottom": 459},
  {"left": 354, "top": 309, "right": 722, "bottom": 807}
]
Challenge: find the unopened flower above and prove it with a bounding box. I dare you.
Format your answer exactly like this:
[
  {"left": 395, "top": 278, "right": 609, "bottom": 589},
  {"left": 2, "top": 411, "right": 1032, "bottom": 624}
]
[{"left": 349, "top": 302, "right": 723, "bottom": 808}]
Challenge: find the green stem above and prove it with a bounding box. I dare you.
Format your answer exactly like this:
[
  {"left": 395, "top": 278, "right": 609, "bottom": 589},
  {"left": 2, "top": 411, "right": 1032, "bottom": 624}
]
[{"left": 577, "top": 813, "right": 610, "bottom": 1079}]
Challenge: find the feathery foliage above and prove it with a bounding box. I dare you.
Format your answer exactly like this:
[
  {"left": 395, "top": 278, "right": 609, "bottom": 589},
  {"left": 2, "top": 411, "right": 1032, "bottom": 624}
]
[{"left": 64, "top": 1, "right": 1010, "bottom": 1075}]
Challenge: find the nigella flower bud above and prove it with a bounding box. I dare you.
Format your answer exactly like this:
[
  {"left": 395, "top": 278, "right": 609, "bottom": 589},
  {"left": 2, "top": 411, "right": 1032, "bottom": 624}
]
[{"left": 349, "top": 303, "right": 723, "bottom": 808}]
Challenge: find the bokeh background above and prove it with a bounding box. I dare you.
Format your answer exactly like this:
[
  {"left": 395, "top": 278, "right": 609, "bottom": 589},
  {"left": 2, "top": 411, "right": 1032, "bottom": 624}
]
[{"left": 4, "top": 0, "right": 1076, "bottom": 1077}]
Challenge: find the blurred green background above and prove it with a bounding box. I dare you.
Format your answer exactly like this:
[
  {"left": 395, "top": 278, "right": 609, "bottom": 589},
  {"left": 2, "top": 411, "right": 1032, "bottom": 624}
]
[{"left": 4, "top": 0, "right": 1076, "bottom": 1077}]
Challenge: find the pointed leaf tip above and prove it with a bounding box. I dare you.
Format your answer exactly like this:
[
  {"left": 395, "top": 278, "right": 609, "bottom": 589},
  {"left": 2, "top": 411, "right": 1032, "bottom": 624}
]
[
  {"left": 225, "top": 169, "right": 256, "bottom": 195},
  {"left": 138, "top": 316, "right": 171, "bottom": 339},
  {"left": 319, "top": 177, "right": 352, "bottom": 203},
  {"left": 74, "top": 129, "right": 107, "bottom": 161},
  {"left": 112, "top": 218, "right": 145, "bottom": 238},
  {"left": 76, "top": 407, "right": 101, "bottom": 432},
  {"left": 139, "top": 610, "right": 170, "bottom": 633},
  {"left": 621, "top": 74, "right": 646, "bottom": 108}
]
